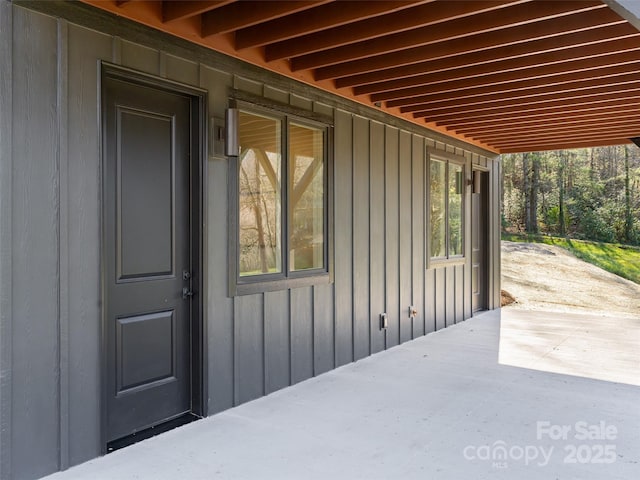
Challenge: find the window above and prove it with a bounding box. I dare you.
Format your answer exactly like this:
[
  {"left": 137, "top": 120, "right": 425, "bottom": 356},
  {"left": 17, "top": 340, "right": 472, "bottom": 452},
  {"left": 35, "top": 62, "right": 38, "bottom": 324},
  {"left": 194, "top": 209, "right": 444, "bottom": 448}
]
[
  {"left": 231, "top": 106, "right": 330, "bottom": 294},
  {"left": 429, "top": 153, "right": 465, "bottom": 262}
]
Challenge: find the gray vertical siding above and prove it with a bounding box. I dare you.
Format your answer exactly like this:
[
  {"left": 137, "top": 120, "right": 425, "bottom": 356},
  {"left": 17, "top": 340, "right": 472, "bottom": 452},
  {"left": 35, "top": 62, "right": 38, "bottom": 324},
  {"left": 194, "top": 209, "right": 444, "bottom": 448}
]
[
  {"left": 398, "top": 131, "right": 412, "bottom": 344},
  {"left": 201, "top": 64, "right": 235, "bottom": 414},
  {"left": 313, "top": 284, "right": 335, "bottom": 376},
  {"left": 12, "top": 8, "right": 60, "bottom": 480},
  {"left": 369, "top": 121, "right": 385, "bottom": 355},
  {"left": 234, "top": 294, "right": 264, "bottom": 404},
  {"left": 66, "top": 23, "right": 110, "bottom": 468},
  {"left": 290, "top": 287, "right": 314, "bottom": 384},
  {"left": 333, "top": 109, "right": 354, "bottom": 367},
  {"left": 384, "top": 126, "right": 400, "bottom": 349},
  {"left": 264, "top": 289, "right": 290, "bottom": 394},
  {"left": 0, "top": 2, "right": 13, "bottom": 478},
  {"left": 411, "top": 135, "right": 427, "bottom": 337},
  {"left": 352, "top": 116, "right": 371, "bottom": 361},
  {"left": 57, "top": 19, "right": 69, "bottom": 470},
  {"left": 0, "top": 3, "right": 502, "bottom": 479},
  {"left": 434, "top": 269, "right": 447, "bottom": 331}
]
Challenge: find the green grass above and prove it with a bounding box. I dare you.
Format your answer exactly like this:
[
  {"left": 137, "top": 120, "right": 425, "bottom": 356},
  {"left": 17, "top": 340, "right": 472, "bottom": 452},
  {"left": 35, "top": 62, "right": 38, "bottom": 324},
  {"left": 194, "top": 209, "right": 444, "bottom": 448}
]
[{"left": 502, "top": 233, "right": 640, "bottom": 285}]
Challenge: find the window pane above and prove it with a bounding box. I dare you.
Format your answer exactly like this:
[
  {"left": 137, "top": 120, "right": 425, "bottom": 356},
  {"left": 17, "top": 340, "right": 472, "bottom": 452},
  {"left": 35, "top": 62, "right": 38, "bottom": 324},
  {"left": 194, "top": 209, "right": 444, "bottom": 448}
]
[
  {"left": 449, "top": 164, "right": 464, "bottom": 256},
  {"left": 430, "top": 159, "right": 446, "bottom": 258},
  {"left": 289, "top": 123, "right": 325, "bottom": 271},
  {"left": 238, "top": 111, "right": 282, "bottom": 276}
]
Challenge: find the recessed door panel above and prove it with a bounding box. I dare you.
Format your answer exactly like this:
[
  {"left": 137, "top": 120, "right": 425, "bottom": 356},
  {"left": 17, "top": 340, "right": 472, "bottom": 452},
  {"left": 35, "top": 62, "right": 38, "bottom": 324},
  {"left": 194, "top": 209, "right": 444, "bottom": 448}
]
[
  {"left": 116, "top": 310, "right": 176, "bottom": 394},
  {"left": 117, "top": 108, "right": 174, "bottom": 281},
  {"left": 104, "top": 74, "right": 193, "bottom": 443}
]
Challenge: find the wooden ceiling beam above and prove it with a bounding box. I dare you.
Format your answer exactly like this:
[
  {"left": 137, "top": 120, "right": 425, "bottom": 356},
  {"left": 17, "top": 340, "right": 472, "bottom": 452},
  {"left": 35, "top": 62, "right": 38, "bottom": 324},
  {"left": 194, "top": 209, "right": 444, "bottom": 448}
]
[
  {"left": 342, "top": 25, "right": 637, "bottom": 91},
  {"left": 201, "top": 1, "right": 329, "bottom": 37},
  {"left": 454, "top": 111, "right": 640, "bottom": 135},
  {"left": 440, "top": 102, "right": 640, "bottom": 130},
  {"left": 499, "top": 139, "right": 632, "bottom": 153},
  {"left": 79, "top": 0, "right": 640, "bottom": 153},
  {"left": 409, "top": 85, "right": 640, "bottom": 118},
  {"left": 370, "top": 47, "right": 640, "bottom": 105},
  {"left": 476, "top": 132, "right": 634, "bottom": 153},
  {"left": 314, "top": 7, "right": 624, "bottom": 81},
  {"left": 381, "top": 63, "right": 640, "bottom": 108},
  {"left": 396, "top": 76, "right": 640, "bottom": 112},
  {"left": 423, "top": 94, "right": 640, "bottom": 124},
  {"left": 464, "top": 123, "right": 640, "bottom": 146},
  {"left": 495, "top": 129, "right": 640, "bottom": 144},
  {"left": 346, "top": 26, "right": 638, "bottom": 93},
  {"left": 162, "top": 1, "right": 232, "bottom": 23},
  {"left": 292, "top": 1, "right": 602, "bottom": 71},
  {"left": 492, "top": 131, "right": 640, "bottom": 150},
  {"left": 266, "top": 0, "right": 523, "bottom": 63},
  {"left": 235, "top": 1, "right": 423, "bottom": 50},
  {"left": 475, "top": 121, "right": 640, "bottom": 143}
]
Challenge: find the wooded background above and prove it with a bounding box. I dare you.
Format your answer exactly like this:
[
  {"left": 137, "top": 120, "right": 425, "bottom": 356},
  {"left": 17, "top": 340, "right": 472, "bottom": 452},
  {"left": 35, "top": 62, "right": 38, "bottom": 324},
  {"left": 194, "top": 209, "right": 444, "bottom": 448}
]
[{"left": 502, "top": 145, "right": 640, "bottom": 245}]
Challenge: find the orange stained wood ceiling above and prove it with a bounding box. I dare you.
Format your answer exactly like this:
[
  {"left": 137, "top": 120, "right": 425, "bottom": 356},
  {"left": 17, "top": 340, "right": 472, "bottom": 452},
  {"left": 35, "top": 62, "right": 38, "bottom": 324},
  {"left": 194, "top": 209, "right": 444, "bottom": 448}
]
[{"left": 82, "top": 0, "right": 640, "bottom": 153}]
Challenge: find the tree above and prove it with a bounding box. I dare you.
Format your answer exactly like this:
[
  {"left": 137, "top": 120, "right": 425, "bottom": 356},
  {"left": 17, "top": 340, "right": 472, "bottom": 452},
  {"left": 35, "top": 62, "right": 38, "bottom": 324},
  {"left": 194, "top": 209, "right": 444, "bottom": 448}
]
[
  {"left": 501, "top": 145, "right": 640, "bottom": 246},
  {"left": 624, "top": 145, "right": 633, "bottom": 243},
  {"left": 529, "top": 153, "right": 540, "bottom": 233},
  {"left": 558, "top": 151, "right": 566, "bottom": 237},
  {"left": 523, "top": 152, "right": 530, "bottom": 231}
]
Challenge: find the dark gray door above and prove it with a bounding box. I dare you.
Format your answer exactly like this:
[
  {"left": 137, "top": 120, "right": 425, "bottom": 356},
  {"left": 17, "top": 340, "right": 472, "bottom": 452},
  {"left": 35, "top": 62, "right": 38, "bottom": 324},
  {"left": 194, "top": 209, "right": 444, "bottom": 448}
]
[
  {"left": 103, "top": 77, "right": 193, "bottom": 442},
  {"left": 472, "top": 170, "right": 489, "bottom": 313}
]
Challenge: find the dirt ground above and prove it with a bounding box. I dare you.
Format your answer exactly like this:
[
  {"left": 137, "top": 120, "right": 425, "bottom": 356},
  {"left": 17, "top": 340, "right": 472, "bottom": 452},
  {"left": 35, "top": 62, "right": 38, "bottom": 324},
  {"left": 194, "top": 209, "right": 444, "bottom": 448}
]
[{"left": 501, "top": 241, "right": 640, "bottom": 318}]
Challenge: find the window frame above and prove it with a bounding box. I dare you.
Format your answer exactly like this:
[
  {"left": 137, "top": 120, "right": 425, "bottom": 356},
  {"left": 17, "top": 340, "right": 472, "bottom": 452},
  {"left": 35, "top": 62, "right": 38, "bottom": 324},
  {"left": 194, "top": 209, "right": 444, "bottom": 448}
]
[
  {"left": 426, "top": 149, "right": 467, "bottom": 268},
  {"left": 228, "top": 100, "right": 333, "bottom": 296}
]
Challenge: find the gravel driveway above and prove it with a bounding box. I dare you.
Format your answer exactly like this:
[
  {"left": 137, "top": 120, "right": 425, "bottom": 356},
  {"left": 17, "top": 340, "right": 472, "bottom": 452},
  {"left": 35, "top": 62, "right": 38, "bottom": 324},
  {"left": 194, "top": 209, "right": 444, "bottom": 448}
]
[{"left": 501, "top": 241, "right": 640, "bottom": 319}]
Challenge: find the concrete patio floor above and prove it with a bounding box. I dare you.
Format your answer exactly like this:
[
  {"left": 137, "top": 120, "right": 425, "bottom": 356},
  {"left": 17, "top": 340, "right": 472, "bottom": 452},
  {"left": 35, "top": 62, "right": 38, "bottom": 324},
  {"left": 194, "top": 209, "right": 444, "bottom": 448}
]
[{"left": 44, "top": 308, "right": 640, "bottom": 480}]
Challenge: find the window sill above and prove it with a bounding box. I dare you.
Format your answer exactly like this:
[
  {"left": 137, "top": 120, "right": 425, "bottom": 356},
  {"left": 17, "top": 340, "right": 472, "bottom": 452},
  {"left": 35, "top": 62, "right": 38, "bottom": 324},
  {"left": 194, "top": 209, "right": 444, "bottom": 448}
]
[
  {"left": 428, "top": 257, "right": 466, "bottom": 269},
  {"left": 230, "top": 272, "right": 332, "bottom": 296}
]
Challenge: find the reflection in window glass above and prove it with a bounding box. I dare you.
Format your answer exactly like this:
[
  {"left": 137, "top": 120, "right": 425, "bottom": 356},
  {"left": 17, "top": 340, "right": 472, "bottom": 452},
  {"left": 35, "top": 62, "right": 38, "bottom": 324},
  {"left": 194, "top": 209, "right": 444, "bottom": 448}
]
[
  {"left": 238, "top": 111, "right": 282, "bottom": 276},
  {"left": 449, "top": 163, "right": 463, "bottom": 256},
  {"left": 430, "top": 159, "right": 446, "bottom": 258},
  {"left": 289, "top": 123, "right": 324, "bottom": 271}
]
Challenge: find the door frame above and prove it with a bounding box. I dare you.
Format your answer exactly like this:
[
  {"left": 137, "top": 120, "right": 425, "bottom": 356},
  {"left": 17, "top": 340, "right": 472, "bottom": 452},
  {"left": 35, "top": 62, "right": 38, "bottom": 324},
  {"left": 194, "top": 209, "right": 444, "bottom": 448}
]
[
  {"left": 99, "top": 63, "right": 207, "bottom": 451},
  {"left": 472, "top": 165, "right": 490, "bottom": 314}
]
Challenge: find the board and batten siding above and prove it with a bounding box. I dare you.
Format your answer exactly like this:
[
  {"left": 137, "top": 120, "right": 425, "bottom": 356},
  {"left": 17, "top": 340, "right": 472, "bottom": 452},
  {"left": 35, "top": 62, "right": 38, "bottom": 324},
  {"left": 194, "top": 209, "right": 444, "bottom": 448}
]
[{"left": 0, "top": 3, "right": 501, "bottom": 479}]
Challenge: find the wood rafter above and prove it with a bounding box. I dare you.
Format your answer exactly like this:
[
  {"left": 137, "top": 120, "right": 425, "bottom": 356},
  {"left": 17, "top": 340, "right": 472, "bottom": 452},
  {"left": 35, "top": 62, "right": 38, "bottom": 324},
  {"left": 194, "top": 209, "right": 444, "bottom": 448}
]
[
  {"left": 81, "top": 0, "right": 640, "bottom": 153},
  {"left": 314, "top": 6, "right": 622, "bottom": 80},
  {"left": 376, "top": 48, "right": 640, "bottom": 104},
  {"left": 354, "top": 33, "right": 640, "bottom": 97},
  {"left": 476, "top": 121, "right": 640, "bottom": 142},
  {"left": 236, "top": 1, "right": 425, "bottom": 50},
  {"left": 382, "top": 63, "right": 640, "bottom": 109},
  {"left": 345, "top": 25, "right": 639, "bottom": 93},
  {"left": 422, "top": 94, "right": 640, "bottom": 124},
  {"left": 500, "top": 139, "right": 632, "bottom": 153},
  {"left": 292, "top": 1, "right": 603, "bottom": 71},
  {"left": 162, "top": 1, "right": 231, "bottom": 23},
  {"left": 202, "top": 1, "right": 330, "bottom": 37},
  {"left": 494, "top": 131, "right": 640, "bottom": 149},
  {"left": 398, "top": 78, "right": 640, "bottom": 113},
  {"left": 454, "top": 111, "right": 640, "bottom": 136},
  {"left": 441, "top": 102, "right": 640, "bottom": 130},
  {"left": 267, "top": 0, "right": 521, "bottom": 63}
]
